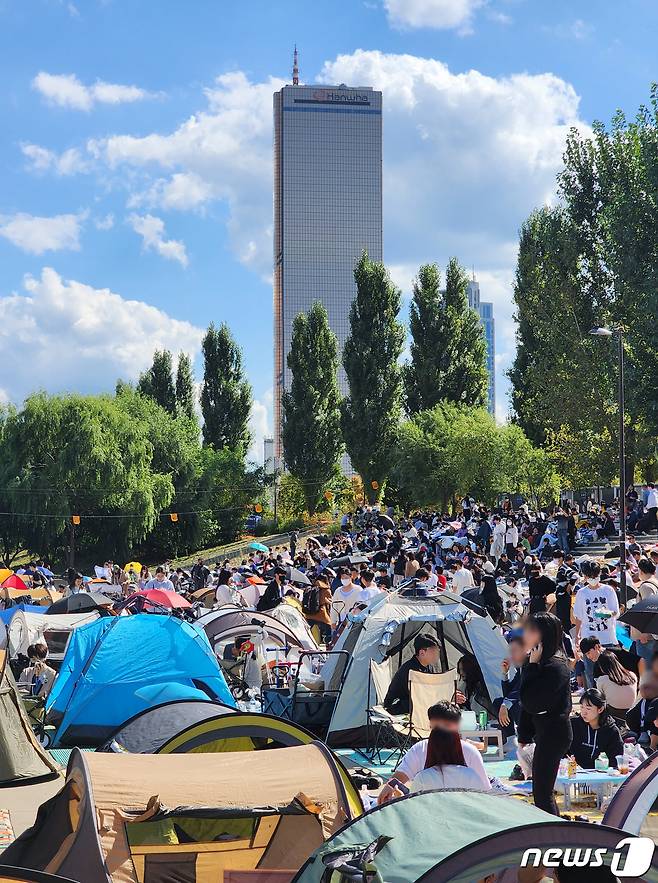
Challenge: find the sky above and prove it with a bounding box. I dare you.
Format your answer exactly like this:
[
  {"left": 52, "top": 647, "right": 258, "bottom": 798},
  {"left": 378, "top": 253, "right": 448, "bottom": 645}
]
[{"left": 1, "top": 0, "right": 657, "bottom": 463}]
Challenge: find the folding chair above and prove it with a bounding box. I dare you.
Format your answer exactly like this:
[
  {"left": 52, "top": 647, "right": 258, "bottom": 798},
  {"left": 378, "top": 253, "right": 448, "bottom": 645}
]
[
  {"left": 408, "top": 668, "right": 457, "bottom": 741},
  {"left": 364, "top": 658, "right": 411, "bottom": 764}
]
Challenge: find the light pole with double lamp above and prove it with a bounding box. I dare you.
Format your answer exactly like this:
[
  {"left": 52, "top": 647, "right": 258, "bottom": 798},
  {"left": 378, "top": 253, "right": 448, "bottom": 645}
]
[{"left": 589, "top": 325, "right": 627, "bottom": 606}]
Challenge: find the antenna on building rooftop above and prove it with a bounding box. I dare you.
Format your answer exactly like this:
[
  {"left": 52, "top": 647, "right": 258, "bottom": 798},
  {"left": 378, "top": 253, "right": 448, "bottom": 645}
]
[
  {"left": 472, "top": 265, "right": 476, "bottom": 282},
  {"left": 292, "top": 45, "right": 299, "bottom": 85}
]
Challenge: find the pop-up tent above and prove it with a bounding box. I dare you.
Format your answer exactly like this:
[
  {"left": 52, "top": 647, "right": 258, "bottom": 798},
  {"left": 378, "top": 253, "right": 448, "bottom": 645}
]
[
  {"left": 45, "top": 614, "right": 234, "bottom": 746},
  {"left": 198, "top": 606, "right": 318, "bottom": 654},
  {"left": 0, "top": 639, "right": 59, "bottom": 785},
  {"left": 7, "top": 610, "right": 99, "bottom": 665},
  {"left": 293, "top": 790, "right": 658, "bottom": 883},
  {"left": 0, "top": 869, "right": 78, "bottom": 882},
  {"left": 4, "top": 743, "right": 359, "bottom": 883},
  {"left": 323, "top": 591, "right": 508, "bottom": 746},
  {"left": 604, "top": 750, "right": 658, "bottom": 839}
]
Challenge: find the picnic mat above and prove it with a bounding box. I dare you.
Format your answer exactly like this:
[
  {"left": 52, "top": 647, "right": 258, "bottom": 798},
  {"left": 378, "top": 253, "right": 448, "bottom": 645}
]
[{"left": 0, "top": 808, "right": 15, "bottom": 848}]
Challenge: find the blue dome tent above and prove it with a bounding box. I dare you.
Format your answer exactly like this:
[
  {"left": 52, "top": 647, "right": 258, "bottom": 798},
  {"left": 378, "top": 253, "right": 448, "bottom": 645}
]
[{"left": 45, "top": 614, "right": 234, "bottom": 746}]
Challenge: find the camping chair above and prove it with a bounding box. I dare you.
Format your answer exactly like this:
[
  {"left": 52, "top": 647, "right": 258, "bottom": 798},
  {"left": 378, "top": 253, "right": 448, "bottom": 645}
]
[
  {"left": 364, "top": 659, "right": 412, "bottom": 764},
  {"left": 408, "top": 668, "right": 457, "bottom": 741}
]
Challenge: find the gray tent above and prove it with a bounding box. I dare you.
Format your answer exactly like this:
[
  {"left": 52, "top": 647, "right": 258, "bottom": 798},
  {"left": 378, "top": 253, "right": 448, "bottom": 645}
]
[
  {"left": 604, "top": 749, "right": 658, "bottom": 840},
  {"left": 322, "top": 591, "right": 509, "bottom": 746},
  {"left": 0, "top": 633, "right": 59, "bottom": 785}
]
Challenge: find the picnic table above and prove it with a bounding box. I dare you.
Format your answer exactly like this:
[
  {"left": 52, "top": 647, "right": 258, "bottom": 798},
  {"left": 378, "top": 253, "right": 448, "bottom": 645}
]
[{"left": 556, "top": 768, "right": 628, "bottom": 810}]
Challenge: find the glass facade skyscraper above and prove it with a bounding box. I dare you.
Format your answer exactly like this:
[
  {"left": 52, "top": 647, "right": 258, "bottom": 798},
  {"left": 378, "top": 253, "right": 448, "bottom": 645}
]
[
  {"left": 273, "top": 82, "right": 383, "bottom": 459},
  {"left": 467, "top": 278, "right": 496, "bottom": 416}
]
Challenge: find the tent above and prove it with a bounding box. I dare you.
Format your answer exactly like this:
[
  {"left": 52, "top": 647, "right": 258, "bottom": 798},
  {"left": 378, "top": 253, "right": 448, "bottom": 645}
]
[
  {"left": 292, "top": 790, "right": 658, "bottom": 883},
  {"left": 323, "top": 591, "right": 509, "bottom": 746},
  {"left": 198, "top": 607, "right": 317, "bottom": 654},
  {"left": 268, "top": 602, "right": 319, "bottom": 649},
  {"left": 45, "top": 614, "right": 235, "bottom": 746},
  {"left": 604, "top": 749, "right": 658, "bottom": 839},
  {"left": 0, "top": 633, "right": 59, "bottom": 785},
  {"left": 0, "top": 604, "right": 43, "bottom": 638},
  {"left": 0, "top": 584, "right": 61, "bottom": 607},
  {"left": 3, "top": 743, "right": 359, "bottom": 883},
  {"left": 45, "top": 592, "right": 113, "bottom": 615},
  {"left": 6, "top": 610, "right": 99, "bottom": 665}
]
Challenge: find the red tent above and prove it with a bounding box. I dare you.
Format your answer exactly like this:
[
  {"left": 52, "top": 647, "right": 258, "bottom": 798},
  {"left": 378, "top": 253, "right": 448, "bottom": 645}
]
[
  {"left": 128, "top": 589, "right": 191, "bottom": 610},
  {"left": 2, "top": 573, "right": 30, "bottom": 591}
]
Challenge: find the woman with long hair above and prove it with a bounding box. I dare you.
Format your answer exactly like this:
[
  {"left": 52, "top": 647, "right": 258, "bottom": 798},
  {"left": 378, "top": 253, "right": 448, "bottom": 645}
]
[
  {"left": 595, "top": 650, "right": 638, "bottom": 720},
  {"left": 409, "top": 726, "right": 488, "bottom": 793},
  {"left": 569, "top": 688, "right": 623, "bottom": 769},
  {"left": 519, "top": 611, "right": 572, "bottom": 815}
]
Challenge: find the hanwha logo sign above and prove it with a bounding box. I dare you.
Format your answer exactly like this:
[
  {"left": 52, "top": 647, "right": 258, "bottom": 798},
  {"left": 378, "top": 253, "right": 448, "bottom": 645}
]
[{"left": 310, "top": 89, "right": 369, "bottom": 104}]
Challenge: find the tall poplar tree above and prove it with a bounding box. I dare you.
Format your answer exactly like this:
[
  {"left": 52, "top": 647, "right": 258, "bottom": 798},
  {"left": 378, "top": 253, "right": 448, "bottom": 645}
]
[
  {"left": 138, "top": 350, "right": 177, "bottom": 415},
  {"left": 341, "top": 252, "right": 405, "bottom": 502},
  {"left": 404, "top": 259, "right": 488, "bottom": 413},
  {"left": 281, "top": 303, "right": 343, "bottom": 514},
  {"left": 200, "top": 322, "right": 252, "bottom": 453},
  {"left": 175, "top": 352, "right": 196, "bottom": 420}
]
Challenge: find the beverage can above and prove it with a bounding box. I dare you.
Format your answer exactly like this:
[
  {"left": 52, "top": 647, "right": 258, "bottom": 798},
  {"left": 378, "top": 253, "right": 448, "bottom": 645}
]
[{"left": 478, "top": 711, "right": 487, "bottom": 730}]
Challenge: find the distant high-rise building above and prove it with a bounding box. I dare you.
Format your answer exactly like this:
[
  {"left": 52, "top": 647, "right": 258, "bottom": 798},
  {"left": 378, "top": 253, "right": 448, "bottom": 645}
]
[
  {"left": 263, "top": 437, "right": 275, "bottom": 475},
  {"left": 467, "top": 277, "right": 496, "bottom": 416},
  {"left": 273, "top": 52, "right": 383, "bottom": 460}
]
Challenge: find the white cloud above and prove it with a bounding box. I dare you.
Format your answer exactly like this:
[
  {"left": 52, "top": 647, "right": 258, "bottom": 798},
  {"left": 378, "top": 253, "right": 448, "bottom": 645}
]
[
  {"left": 32, "top": 71, "right": 152, "bottom": 111},
  {"left": 94, "top": 213, "right": 114, "bottom": 230},
  {"left": 248, "top": 392, "right": 273, "bottom": 465},
  {"left": 0, "top": 211, "right": 86, "bottom": 254},
  {"left": 90, "top": 70, "right": 286, "bottom": 277},
  {"left": 0, "top": 268, "right": 203, "bottom": 405},
  {"left": 384, "top": 0, "right": 485, "bottom": 31},
  {"left": 127, "top": 213, "right": 188, "bottom": 266},
  {"left": 21, "top": 142, "right": 90, "bottom": 176},
  {"left": 128, "top": 172, "right": 212, "bottom": 212}
]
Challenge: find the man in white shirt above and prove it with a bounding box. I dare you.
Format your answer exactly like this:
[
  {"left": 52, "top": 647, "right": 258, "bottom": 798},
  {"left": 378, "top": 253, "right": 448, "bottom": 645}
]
[
  {"left": 573, "top": 561, "right": 619, "bottom": 688},
  {"left": 330, "top": 569, "right": 367, "bottom": 629},
  {"left": 449, "top": 560, "right": 474, "bottom": 595},
  {"left": 358, "top": 569, "right": 384, "bottom": 605},
  {"left": 377, "top": 701, "right": 491, "bottom": 802},
  {"left": 646, "top": 483, "right": 658, "bottom": 530}
]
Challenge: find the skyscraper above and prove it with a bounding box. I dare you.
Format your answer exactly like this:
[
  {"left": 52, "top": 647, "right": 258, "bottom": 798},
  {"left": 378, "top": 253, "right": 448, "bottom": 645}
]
[
  {"left": 273, "top": 54, "right": 383, "bottom": 459},
  {"left": 467, "top": 277, "right": 496, "bottom": 416}
]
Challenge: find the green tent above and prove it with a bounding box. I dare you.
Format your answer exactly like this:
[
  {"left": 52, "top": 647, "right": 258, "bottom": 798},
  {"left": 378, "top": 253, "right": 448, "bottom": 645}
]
[
  {"left": 292, "top": 791, "right": 658, "bottom": 882},
  {"left": 0, "top": 644, "right": 59, "bottom": 785}
]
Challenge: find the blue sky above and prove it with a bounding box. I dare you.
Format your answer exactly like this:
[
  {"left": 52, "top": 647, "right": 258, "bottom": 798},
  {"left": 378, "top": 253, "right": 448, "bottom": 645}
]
[{"left": 1, "top": 0, "right": 656, "bottom": 461}]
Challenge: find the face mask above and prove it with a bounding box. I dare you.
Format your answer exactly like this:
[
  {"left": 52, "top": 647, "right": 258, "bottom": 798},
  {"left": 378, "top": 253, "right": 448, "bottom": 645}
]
[
  {"left": 341, "top": 578, "right": 351, "bottom": 587},
  {"left": 586, "top": 578, "right": 599, "bottom": 587}
]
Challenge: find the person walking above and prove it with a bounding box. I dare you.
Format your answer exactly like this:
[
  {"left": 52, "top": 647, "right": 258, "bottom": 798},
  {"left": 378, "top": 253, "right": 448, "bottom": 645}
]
[{"left": 518, "top": 612, "right": 572, "bottom": 815}]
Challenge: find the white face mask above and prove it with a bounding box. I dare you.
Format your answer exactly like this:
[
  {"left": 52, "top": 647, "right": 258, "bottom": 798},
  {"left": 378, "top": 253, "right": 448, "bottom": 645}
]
[
  {"left": 341, "top": 578, "right": 351, "bottom": 587},
  {"left": 586, "top": 578, "right": 599, "bottom": 587}
]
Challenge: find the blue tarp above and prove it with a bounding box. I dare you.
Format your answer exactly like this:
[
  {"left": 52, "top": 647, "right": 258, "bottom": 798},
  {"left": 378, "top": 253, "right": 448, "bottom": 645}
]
[
  {"left": 0, "top": 603, "right": 43, "bottom": 625},
  {"left": 46, "top": 613, "right": 234, "bottom": 746}
]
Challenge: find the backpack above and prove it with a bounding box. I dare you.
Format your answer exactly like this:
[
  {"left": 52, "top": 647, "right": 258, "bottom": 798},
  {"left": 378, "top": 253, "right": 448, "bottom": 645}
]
[{"left": 302, "top": 585, "right": 321, "bottom": 616}]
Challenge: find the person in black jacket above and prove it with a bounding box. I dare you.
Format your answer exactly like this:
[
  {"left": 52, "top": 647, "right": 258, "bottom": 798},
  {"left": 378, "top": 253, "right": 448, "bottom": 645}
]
[
  {"left": 519, "top": 611, "right": 573, "bottom": 815},
  {"left": 527, "top": 564, "right": 555, "bottom": 614},
  {"left": 569, "top": 688, "right": 623, "bottom": 769},
  {"left": 257, "top": 567, "right": 286, "bottom": 612}
]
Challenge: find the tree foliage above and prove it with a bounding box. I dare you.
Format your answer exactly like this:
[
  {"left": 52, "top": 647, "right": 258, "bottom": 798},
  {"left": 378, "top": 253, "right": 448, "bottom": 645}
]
[
  {"left": 137, "top": 350, "right": 177, "bottom": 415},
  {"left": 201, "top": 322, "right": 252, "bottom": 454},
  {"left": 341, "top": 252, "right": 405, "bottom": 502},
  {"left": 391, "top": 403, "right": 559, "bottom": 511},
  {"left": 405, "top": 260, "right": 488, "bottom": 413},
  {"left": 175, "top": 352, "right": 196, "bottom": 420},
  {"left": 282, "top": 303, "right": 343, "bottom": 514}
]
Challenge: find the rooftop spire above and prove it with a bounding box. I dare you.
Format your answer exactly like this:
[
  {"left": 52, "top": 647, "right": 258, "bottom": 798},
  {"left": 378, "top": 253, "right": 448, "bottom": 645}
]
[{"left": 292, "top": 45, "right": 299, "bottom": 85}]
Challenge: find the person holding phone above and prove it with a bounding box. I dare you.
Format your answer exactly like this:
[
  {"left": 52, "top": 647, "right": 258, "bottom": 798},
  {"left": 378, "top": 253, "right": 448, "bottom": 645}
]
[{"left": 518, "top": 611, "right": 572, "bottom": 815}]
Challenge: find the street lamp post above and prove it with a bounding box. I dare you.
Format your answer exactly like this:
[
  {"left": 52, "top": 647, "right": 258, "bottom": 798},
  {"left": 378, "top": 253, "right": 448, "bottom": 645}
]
[{"left": 590, "top": 326, "right": 627, "bottom": 606}]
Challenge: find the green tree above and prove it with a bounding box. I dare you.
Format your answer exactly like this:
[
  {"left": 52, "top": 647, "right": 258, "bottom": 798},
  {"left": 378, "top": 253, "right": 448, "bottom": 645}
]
[
  {"left": 175, "top": 352, "right": 196, "bottom": 420},
  {"left": 200, "top": 322, "right": 252, "bottom": 453},
  {"left": 138, "top": 349, "right": 177, "bottom": 415},
  {"left": 282, "top": 303, "right": 343, "bottom": 514},
  {"left": 405, "top": 260, "right": 488, "bottom": 413},
  {"left": 341, "top": 252, "right": 405, "bottom": 502}
]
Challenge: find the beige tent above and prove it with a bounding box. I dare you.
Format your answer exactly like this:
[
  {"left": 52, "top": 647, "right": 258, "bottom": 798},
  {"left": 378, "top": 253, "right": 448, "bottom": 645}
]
[
  {"left": 3, "top": 742, "right": 359, "bottom": 883},
  {"left": 0, "top": 644, "right": 59, "bottom": 785}
]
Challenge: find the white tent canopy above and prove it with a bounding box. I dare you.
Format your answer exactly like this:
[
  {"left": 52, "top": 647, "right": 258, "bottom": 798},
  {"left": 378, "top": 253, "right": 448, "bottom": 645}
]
[
  {"left": 323, "top": 590, "right": 509, "bottom": 746},
  {"left": 7, "top": 610, "right": 99, "bottom": 659}
]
